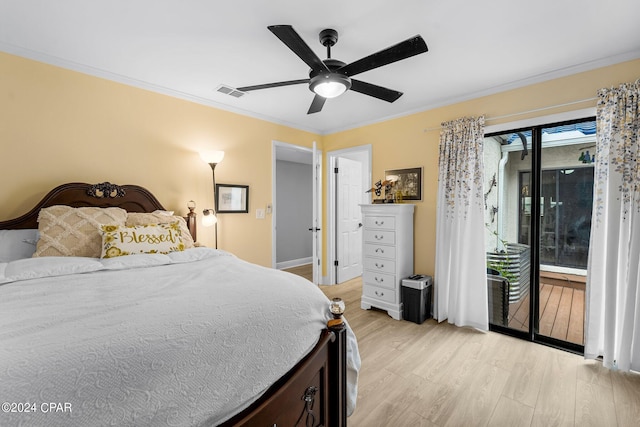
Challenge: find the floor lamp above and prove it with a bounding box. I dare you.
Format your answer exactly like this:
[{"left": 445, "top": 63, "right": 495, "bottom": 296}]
[{"left": 199, "top": 150, "right": 225, "bottom": 249}]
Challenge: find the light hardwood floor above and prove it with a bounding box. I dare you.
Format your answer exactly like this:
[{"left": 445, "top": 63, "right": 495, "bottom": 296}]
[
  {"left": 282, "top": 263, "right": 313, "bottom": 281},
  {"left": 319, "top": 278, "right": 640, "bottom": 427}
]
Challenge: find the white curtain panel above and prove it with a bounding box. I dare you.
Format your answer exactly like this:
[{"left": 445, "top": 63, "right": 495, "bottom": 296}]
[
  {"left": 585, "top": 80, "right": 640, "bottom": 372},
  {"left": 435, "top": 116, "right": 488, "bottom": 330}
]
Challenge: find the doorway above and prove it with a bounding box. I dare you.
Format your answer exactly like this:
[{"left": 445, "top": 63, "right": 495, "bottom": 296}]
[
  {"left": 272, "top": 141, "right": 322, "bottom": 284},
  {"left": 326, "top": 145, "right": 372, "bottom": 285},
  {"left": 484, "top": 117, "right": 595, "bottom": 353}
]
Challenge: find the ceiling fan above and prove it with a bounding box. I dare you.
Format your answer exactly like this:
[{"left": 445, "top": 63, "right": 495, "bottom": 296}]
[{"left": 237, "top": 25, "right": 428, "bottom": 114}]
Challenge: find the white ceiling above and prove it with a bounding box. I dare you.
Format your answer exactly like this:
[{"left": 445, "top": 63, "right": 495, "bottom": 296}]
[{"left": 1, "top": 1, "right": 639, "bottom": 135}]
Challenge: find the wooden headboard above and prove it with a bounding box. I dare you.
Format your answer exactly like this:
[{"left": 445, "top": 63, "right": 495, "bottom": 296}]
[{"left": 0, "top": 182, "right": 197, "bottom": 239}]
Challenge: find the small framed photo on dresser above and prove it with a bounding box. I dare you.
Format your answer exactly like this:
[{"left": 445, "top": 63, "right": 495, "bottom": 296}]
[{"left": 384, "top": 167, "right": 422, "bottom": 201}]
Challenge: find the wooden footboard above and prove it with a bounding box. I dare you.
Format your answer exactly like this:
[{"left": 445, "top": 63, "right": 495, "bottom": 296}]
[{"left": 221, "top": 319, "right": 347, "bottom": 427}]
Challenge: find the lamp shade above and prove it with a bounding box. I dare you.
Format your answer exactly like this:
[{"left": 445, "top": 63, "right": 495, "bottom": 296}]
[
  {"left": 199, "top": 150, "right": 225, "bottom": 164},
  {"left": 202, "top": 209, "right": 217, "bottom": 227}
]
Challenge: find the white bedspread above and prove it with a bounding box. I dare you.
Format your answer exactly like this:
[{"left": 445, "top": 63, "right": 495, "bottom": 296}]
[{"left": 0, "top": 248, "right": 360, "bottom": 426}]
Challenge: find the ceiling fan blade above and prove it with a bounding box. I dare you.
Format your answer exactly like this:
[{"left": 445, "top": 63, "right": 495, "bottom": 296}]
[
  {"left": 307, "top": 94, "right": 326, "bottom": 114},
  {"left": 237, "top": 79, "right": 309, "bottom": 92},
  {"left": 340, "top": 35, "right": 428, "bottom": 77},
  {"left": 268, "top": 25, "right": 329, "bottom": 75},
  {"left": 350, "top": 79, "right": 403, "bottom": 103}
]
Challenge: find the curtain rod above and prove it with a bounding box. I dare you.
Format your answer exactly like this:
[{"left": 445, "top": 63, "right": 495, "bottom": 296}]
[{"left": 422, "top": 96, "right": 598, "bottom": 133}]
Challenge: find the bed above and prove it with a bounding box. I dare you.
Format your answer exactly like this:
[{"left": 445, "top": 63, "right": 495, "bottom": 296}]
[{"left": 0, "top": 182, "right": 360, "bottom": 426}]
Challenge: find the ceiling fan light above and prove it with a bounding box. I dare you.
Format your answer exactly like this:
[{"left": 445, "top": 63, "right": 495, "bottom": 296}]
[
  {"left": 310, "top": 74, "right": 351, "bottom": 98},
  {"left": 313, "top": 81, "right": 347, "bottom": 98}
]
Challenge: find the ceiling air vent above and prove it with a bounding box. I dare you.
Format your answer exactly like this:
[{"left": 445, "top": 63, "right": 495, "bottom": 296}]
[{"left": 216, "top": 84, "right": 246, "bottom": 98}]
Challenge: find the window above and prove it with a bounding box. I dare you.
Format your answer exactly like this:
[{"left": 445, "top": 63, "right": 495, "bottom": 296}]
[{"left": 519, "top": 167, "right": 593, "bottom": 268}]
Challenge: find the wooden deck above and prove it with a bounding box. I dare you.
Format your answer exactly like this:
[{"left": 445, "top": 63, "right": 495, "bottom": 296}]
[{"left": 507, "top": 281, "right": 585, "bottom": 346}]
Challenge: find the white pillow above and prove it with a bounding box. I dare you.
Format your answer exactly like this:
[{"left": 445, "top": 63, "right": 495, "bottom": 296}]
[
  {"left": 152, "top": 209, "right": 174, "bottom": 216},
  {"left": 0, "top": 229, "right": 39, "bottom": 262}
]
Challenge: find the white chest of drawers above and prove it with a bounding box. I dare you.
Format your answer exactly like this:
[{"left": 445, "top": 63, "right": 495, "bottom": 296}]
[{"left": 360, "top": 204, "right": 414, "bottom": 320}]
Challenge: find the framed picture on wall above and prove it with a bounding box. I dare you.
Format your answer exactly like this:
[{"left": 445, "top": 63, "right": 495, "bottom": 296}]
[
  {"left": 216, "top": 184, "right": 249, "bottom": 213},
  {"left": 384, "top": 167, "right": 422, "bottom": 201}
]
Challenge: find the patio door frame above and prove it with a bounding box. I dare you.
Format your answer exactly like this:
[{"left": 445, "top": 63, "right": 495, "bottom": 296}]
[{"left": 485, "top": 110, "right": 595, "bottom": 354}]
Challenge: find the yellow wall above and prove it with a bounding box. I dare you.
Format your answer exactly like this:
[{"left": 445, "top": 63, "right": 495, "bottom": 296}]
[
  {"left": 1, "top": 50, "right": 639, "bottom": 277},
  {"left": 0, "top": 51, "right": 319, "bottom": 266},
  {"left": 323, "top": 58, "right": 640, "bottom": 277}
]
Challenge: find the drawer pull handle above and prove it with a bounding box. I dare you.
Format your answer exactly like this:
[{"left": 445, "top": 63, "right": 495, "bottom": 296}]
[
  {"left": 375, "top": 290, "right": 384, "bottom": 297},
  {"left": 375, "top": 220, "right": 384, "bottom": 226},
  {"left": 374, "top": 235, "right": 384, "bottom": 240},
  {"left": 375, "top": 263, "right": 384, "bottom": 269},
  {"left": 302, "top": 386, "right": 318, "bottom": 426},
  {"left": 375, "top": 277, "right": 384, "bottom": 283},
  {"left": 375, "top": 248, "right": 384, "bottom": 253}
]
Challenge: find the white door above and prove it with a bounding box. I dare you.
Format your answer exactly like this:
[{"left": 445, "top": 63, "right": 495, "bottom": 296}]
[
  {"left": 311, "top": 142, "right": 322, "bottom": 285},
  {"left": 336, "top": 157, "right": 363, "bottom": 283}
]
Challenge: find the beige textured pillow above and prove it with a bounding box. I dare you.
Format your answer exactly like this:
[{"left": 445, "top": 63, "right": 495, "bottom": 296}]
[
  {"left": 34, "top": 206, "right": 128, "bottom": 257},
  {"left": 100, "top": 222, "right": 185, "bottom": 258},
  {"left": 126, "top": 212, "right": 194, "bottom": 248}
]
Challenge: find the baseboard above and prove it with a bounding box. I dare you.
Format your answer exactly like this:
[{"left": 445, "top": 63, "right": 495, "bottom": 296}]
[{"left": 276, "top": 257, "right": 312, "bottom": 270}]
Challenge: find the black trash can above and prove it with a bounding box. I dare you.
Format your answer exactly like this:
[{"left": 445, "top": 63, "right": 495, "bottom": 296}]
[{"left": 401, "top": 275, "right": 433, "bottom": 324}]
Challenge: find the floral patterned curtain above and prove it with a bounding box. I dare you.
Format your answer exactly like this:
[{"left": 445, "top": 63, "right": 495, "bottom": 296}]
[
  {"left": 434, "top": 116, "right": 488, "bottom": 330},
  {"left": 585, "top": 80, "right": 640, "bottom": 372}
]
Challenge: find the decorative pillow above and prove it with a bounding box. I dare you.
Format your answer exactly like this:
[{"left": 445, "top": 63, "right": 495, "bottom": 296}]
[
  {"left": 126, "top": 212, "right": 194, "bottom": 248},
  {"left": 0, "top": 229, "right": 39, "bottom": 262},
  {"left": 100, "top": 222, "right": 185, "bottom": 258},
  {"left": 34, "top": 206, "right": 128, "bottom": 258}
]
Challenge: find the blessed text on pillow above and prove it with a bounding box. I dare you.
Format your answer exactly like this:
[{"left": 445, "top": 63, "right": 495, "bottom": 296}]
[
  {"left": 100, "top": 222, "right": 185, "bottom": 258},
  {"left": 126, "top": 212, "right": 194, "bottom": 248}
]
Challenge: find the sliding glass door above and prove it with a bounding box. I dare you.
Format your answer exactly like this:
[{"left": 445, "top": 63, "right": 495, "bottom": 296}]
[
  {"left": 484, "top": 129, "right": 532, "bottom": 337},
  {"left": 536, "top": 122, "right": 594, "bottom": 350},
  {"left": 484, "top": 118, "right": 595, "bottom": 352}
]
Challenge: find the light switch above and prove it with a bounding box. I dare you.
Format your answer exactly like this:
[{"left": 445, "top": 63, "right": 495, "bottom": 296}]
[{"left": 256, "top": 208, "right": 265, "bottom": 219}]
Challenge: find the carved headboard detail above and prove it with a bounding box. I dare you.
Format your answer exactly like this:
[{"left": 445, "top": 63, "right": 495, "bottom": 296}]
[
  {"left": 0, "top": 182, "right": 196, "bottom": 239},
  {"left": 86, "top": 182, "right": 127, "bottom": 199}
]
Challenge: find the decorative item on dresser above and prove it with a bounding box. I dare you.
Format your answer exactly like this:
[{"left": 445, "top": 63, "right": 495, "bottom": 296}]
[{"left": 360, "top": 204, "right": 415, "bottom": 320}]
